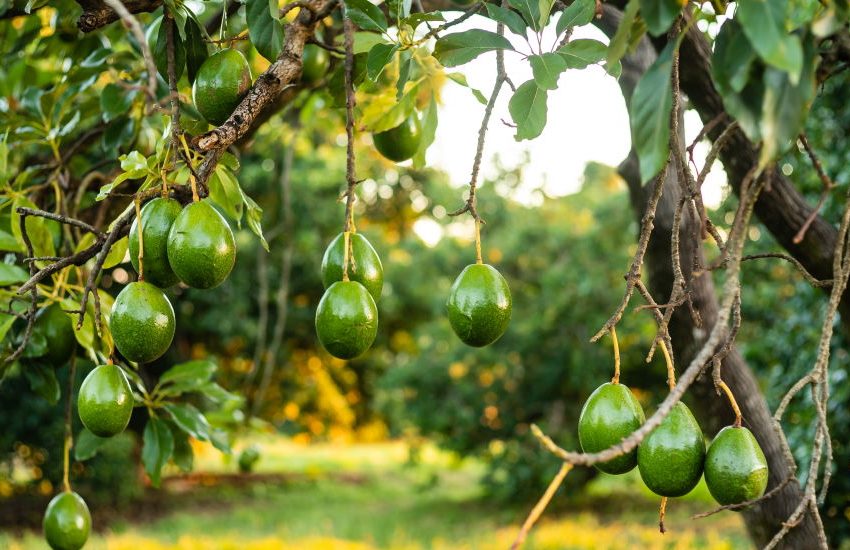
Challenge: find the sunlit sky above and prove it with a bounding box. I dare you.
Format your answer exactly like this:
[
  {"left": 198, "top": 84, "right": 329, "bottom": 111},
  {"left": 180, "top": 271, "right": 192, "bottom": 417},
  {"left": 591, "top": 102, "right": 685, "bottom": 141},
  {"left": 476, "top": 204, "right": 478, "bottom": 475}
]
[{"left": 421, "top": 14, "right": 726, "bottom": 209}]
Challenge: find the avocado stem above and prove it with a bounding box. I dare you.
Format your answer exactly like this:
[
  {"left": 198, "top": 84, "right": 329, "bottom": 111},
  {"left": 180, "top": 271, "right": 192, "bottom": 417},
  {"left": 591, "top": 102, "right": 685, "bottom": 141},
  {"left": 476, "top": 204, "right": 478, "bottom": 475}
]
[
  {"left": 510, "top": 462, "right": 573, "bottom": 550},
  {"left": 717, "top": 379, "right": 743, "bottom": 427},
  {"left": 610, "top": 326, "right": 621, "bottom": 384},
  {"left": 660, "top": 340, "right": 676, "bottom": 391},
  {"left": 341, "top": 230, "right": 351, "bottom": 282},
  {"left": 134, "top": 197, "right": 145, "bottom": 282},
  {"left": 474, "top": 218, "right": 483, "bottom": 265},
  {"left": 658, "top": 497, "right": 668, "bottom": 534}
]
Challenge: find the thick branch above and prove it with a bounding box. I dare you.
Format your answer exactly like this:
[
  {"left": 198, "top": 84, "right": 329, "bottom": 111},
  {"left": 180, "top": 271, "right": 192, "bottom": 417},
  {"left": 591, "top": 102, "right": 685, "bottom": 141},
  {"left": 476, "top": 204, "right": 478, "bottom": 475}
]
[{"left": 75, "top": 0, "right": 162, "bottom": 32}]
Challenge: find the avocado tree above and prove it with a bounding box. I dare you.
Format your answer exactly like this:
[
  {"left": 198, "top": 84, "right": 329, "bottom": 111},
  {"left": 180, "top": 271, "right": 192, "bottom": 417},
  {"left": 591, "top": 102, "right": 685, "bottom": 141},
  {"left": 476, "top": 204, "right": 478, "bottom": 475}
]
[{"left": 0, "top": 0, "right": 848, "bottom": 548}]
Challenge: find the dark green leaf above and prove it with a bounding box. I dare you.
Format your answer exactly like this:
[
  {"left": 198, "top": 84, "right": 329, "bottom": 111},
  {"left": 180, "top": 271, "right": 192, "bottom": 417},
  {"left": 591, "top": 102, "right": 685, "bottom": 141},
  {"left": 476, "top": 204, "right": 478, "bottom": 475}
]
[
  {"left": 152, "top": 16, "right": 186, "bottom": 81},
  {"left": 185, "top": 17, "right": 209, "bottom": 84},
  {"left": 208, "top": 167, "right": 244, "bottom": 222},
  {"left": 344, "top": 0, "right": 388, "bottom": 32},
  {"left": 366, "top": 43, "right": 399, "bottom": 81},
  {"left": 75, "top": 428, "right": 109, "bottom": 461},
  {"left": 712, "top": 19, "right": 764, "bottom": 141},
  {"left": 606, "top": 0, "right": 639, "bottom": 69},
  {"left": 164, "top": 402, "right": 212, "bottom": 441},
  {"left": 509, "top": 80, "right": 548, "bottom": 141},
  {"left": 0, "top": 230, "right": 19, "bottom": 252},
  {"left": 556, "top": 0, "right": 595, "bottom": 35},
  {"left": 629, "top": 40, "right": 674, "bottom": 183},
  {"left": 24, "top": 362, "right": 60, "bottom": 404},
  {"left": 639, "top": 0, "right": 682, "bottom": 36},
  {"left": 100, "top": 84, "right": 134, "bottom": 123},
  {"left": 485, "top": 4, "right": 528, "bottom": 37},
  {"left": 142, "top": 416, "right": 174, "bottom": 487},
  {"left": 0, "top": 262, "right": 29, "bottom": 286},
  {"left": 169, "top": 423, "right": 194, "bottom": 472},
  {"left": 243, "top": 193, "right": 268, "bottom": 251},
  {"left": 396, "top": 50, "right": 413, "bottom": 101},
  {"left": 247, "top": 0, "right": 285, "bottom": 62},
  {"left": 412, "top": 96, "right": 438, "bottom": 168},
  {"left": 509, "top": 0, "right": 541, "bottom": 30},
  {"left": 157, "top": 359, "right": 217, "bottom": 396},
  {"left": 558, "top": 38, "right": 606, "bottom": 69},
  {"left": 433, "top": 30, "right": 515, "bottom": 68},
  {"left": 736, "top": 0, "right": 802, "bottom": 82},
  {"left": 530, "top": 53, "right": 567, "bottom": 90}
]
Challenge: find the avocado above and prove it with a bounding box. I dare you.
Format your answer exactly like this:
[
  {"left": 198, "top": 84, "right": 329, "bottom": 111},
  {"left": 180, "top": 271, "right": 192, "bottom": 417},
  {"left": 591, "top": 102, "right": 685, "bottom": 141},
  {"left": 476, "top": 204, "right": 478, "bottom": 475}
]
[
  {"left": 321, "top": 232, "right": 383, "bottom": 302},
  {"left": 301, "top": 44, "right": 330, "bottom": 85},
  {"left": 315, "top": 281, "right": 378, "bottom": 359},
  {"left": 167, "top": 200, "right": 236, "bottom": 289},
  {"left": 77, "top": 364, "right": 134, "bottom": 437},
  {"left": 704, "top": 426, "right": 769, "bottom": 506},
  {"left": 43, "top": 491, "right": 90, "bottom": 550},
  {"left": 129, "top": 197, "right": 182, "bottom": 288},
  {"left": 110, "top": 281, "right": 175, "bottom": 364},
  {"left": 373, "top": 114, "right": 422, "bottom": 162},
  {"left": 192, "top": 49, "right": 252, "bottom": 126},
  {"left": 446, "top": 263, "right": 512, "bottom": 347},
  {"left": 578, "top": 382, "right": 646, "bottom": 474},
  {"left": 637, "top": 402, "right": 705, "bottom": 497}
]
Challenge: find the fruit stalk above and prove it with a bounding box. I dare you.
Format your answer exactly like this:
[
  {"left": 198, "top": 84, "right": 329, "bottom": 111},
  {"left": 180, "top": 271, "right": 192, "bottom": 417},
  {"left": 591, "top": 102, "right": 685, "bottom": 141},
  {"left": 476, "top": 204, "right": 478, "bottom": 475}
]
[
  {"left": 610, "top": 326, "right": 620, "bottom": 384},
  {"left": 341, "top": 4, "right": 357, "bottom": 279},
  {"left": 716, "top": 379, "right": 742, "bottom": 428},
  {"left": 658, "top": 497, "right": 668, "bottom": 534},
  {"left": 134, "top": 197, "right": 145, "bottom": 282},
  {"left": 660, "top": 338, "right": 675, "bottom": 391},
  {"left": 62, "top": 354, "right": 77, "bottom": 493}
]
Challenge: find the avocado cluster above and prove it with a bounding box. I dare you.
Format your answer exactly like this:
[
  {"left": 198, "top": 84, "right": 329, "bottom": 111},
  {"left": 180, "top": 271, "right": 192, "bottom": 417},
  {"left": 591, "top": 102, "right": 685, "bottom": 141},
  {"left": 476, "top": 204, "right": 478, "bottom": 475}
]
[
  {"left": 111, "top": 198, "right": 236, "bottom": 366},
  {"left": 315, "top": 232, "right": 382, "bottom": 359},
  {"left": 577, "top": 380, "right": 770, "bottom": 510}
]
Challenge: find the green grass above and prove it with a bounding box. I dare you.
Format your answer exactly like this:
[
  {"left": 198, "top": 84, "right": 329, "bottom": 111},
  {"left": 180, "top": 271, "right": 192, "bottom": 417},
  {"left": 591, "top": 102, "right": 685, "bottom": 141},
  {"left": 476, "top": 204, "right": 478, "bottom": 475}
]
[{"left": 1, "top": 438, "right": 751, "bottom": 549}]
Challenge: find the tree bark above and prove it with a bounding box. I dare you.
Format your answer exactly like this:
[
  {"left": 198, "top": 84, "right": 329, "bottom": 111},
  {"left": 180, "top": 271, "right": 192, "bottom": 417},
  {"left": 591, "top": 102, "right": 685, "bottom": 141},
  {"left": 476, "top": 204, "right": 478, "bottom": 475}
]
[{"left": 609, "top": 13, "right": 826, "bottom": 548}]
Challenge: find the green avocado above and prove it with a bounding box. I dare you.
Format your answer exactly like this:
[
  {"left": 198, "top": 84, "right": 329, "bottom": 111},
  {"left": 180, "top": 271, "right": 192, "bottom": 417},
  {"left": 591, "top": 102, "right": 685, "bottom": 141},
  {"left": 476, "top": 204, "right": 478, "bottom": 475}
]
[
  {"left": 78, "top": 364, "right": 134, "bottom": 437},
  {"left": 43, "top": 491, "right": 90, "bottom": 550},
  {"left": 192, "top": 48, "right": 252, "bottom": 126},
  {"left": 301, "top": 44, "right": 330, "bottom": 85},
  {"left": 315, "top": 281, "right": 378, "bottom": 359},
  {"left": 238, "top": 446, "right": 261, "bottom": 473},
  {"left": 704, "top": 426, "right": 769, "bottom": 506},
  {"left": 446, "top": 263, "right": 512, "bottom": 347},
  {"left": 321, "top": 232, "right": 383, "bottom": 302},
  {"left": 167, "top": 200, "right": 236, "bottom": 289},
  {"left": 32, "top": 303, "right": 75, "bottom": 366},
  {"left": 129, "top": 197, "right": 182, "bottom": 288},
  {"left": 372, "top": 114, "right": 422, "bottom": 162},
  {"left": 578, "top": 382, "right": 646, "bottom": 475},
  {"left": 637, "top": 402, "right": 706, "bottom": 497},
  {"left": 110, "top": 281, "right": 175, "bottom": 364}
]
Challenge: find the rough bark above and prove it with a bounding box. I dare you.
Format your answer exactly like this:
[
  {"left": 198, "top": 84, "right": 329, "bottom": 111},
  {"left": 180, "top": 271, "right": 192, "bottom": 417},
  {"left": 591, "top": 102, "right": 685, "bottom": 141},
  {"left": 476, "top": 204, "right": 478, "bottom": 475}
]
[
  {"left": 610, "top": 14, "right": 826, "bottom": 548},
  {"left": 75, "top": 0, "right": 162, "bottom": 32}
]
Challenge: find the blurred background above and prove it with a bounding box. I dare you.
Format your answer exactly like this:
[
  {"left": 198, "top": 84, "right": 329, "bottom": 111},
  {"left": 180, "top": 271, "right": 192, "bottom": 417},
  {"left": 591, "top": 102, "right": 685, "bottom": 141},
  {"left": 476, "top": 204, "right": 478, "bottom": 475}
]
[{"left": 1, "top": 5, "right": 850, "bottom": 550}]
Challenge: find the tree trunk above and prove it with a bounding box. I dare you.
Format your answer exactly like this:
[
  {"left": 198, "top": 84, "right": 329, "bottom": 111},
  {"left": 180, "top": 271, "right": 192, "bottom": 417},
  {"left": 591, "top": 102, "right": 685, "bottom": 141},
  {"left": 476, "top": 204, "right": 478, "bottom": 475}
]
[{"left": 608, "top": 13, "right": 827, "bottom": 549}]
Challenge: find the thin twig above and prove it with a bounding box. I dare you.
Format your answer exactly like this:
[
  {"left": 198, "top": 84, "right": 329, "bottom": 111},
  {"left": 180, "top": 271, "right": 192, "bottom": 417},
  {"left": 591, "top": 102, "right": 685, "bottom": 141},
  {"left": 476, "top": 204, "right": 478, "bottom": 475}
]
[
  {"left": 794, "top": 134, "right": 836, "bottom": 244},
  {"left": 509, "top": 463, "right": 572, "bottom": 550}
]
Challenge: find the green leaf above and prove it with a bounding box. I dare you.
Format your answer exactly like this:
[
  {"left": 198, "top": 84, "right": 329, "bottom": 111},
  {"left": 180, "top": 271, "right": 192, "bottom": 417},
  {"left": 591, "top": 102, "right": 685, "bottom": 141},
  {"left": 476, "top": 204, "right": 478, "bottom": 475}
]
[
  {"left": 606, "top": 0, "right": 639, "bottom": 69},
  {"left": 344, "top": 0, "right": 388, "bottom": 32},
  {"left": 208, "top": 167, "right": 244, "bottom": 222},
  {"left": 75, "top": 428, "right": 109, "bottom": 461},
  {"left": 446, "top": 73, "right": 487, "bottom": 105},
  {"left": 509, "top": 0, "right": 541, "bottom": 30},
  {"left": 433, "top": 30, "right": 515, "bottom": 68},
  {"left": 353, "top": 32, "right": 390, "bottom": 54},
  {"left": 152, "top": 16, "right": 186, "bottom": 81},
  {"left": 185, "top": 17, "right": 209, "bottom": 84},
  {"left": 0, "top": 230, "right": 20, "bottom": 253},
  {"left": 366, "top": 43, "right": 399, "bottom": 81},
  {"left": 712, "top": 19, "right": 763, "bottom": 141},
  {"left": 243, "top": 193, "right": 268, "bottom": 251},
  {"left": 412, "top": 96, "right": 439, "bottom": 168},
  {"left": 396, "top": 50, "right": 413, "bottom": 101},
  {"left": 557, "top": 38, "right": 606, "bottom": 69},
  {"left": 530, "top": 53, "right": 567, "bottom": 90},
  {"left": 200, "top": 381, "right": 243, "bottom": 404},
  {"left": 485, "top": 4, "right": 527, "bottom": 37},
  {"left": 538, "top": 0, "right": 556, "bottom": 28},
  {"left": 102, "top": 236, "right": 128, "bottom": 269},
  {"left": 509, "top": 80, "right": 548, "bottom": 141},
  {"left": 12, "top": 197, "right": 55, "bottom": 260},
  {"left": 247, "top": 0, "right": 284, "bottom": 62},
  {"left": 164, "top": 402, "right": 212, "bottom": 441},
  {"left": 0, "top": 262, "right": 29, "bottom": 286},
  {"left": 405, "top": 12, "right": 444, "bottom": 29},
  {"left": 758, "top": 38, "right": 817, "bottom": 168},
  {"left": 629, "top": 40, "right": 674, "bottom": 183},
  {"left": 24, "top": 362, "right": 60, "bottom": 404},
  {"left": 142, "top": 416, "right": 174, "bottom": 487},
  {"left": 639, "top": 0, "right": 682, "bottom": 36},
  {"left": 736, "top": 0, "right": 803, "bottom": 83},
  {"left": 169, "top": 423, "right": 194, "bottom": 472},
  {"left": 158, "top": 359, "right": 217, "bottom": 393},
  {"left": 556, "top": 0, "right": 595, "bottom": 35},
  {"left": 100, "top": 84, "right": 134, "bottom": 124}
]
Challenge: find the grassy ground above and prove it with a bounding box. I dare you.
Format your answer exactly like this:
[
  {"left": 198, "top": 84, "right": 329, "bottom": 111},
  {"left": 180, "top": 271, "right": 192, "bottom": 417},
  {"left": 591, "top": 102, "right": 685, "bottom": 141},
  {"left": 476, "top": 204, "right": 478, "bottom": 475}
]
[{"left": 2, "top": 437, "right": 751, "bottom": 549}]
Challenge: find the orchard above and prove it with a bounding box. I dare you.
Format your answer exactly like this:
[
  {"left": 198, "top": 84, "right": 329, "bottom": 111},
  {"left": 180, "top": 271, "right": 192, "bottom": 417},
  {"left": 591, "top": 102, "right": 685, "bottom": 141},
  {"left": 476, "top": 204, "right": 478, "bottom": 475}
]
[{"left": 0, "top": 0, "right": 848, "bottom": 548}]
